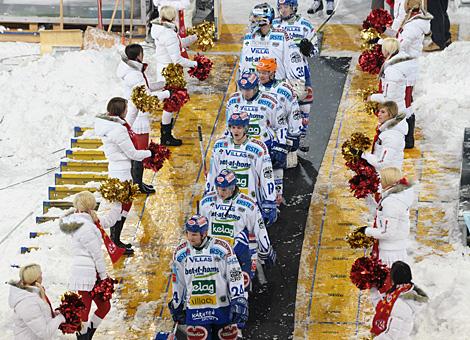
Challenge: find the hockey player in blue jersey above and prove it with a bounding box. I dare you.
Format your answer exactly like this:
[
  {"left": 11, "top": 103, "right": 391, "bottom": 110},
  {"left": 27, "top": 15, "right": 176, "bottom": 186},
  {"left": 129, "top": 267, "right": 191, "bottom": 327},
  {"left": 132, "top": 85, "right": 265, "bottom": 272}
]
[
  {"left": 256, "top": 57, "right": 302, "bottom": 170},
  {"left": 168, "top": 214, "right": 248, "bottom": 340},
  {"left": 226, "top": 73, "right": 289, "bottom": 205},
  {"left": 273, "top": 0, "right": 317, "bottom": 152},
  {"left": 206, "top": 112, "right": 278, "bottom": 226},
  {"left": 200, "top": 169, "right": 276, "bottom": 289},
  {"left": 239, "top": 2, "right": 306, "bottom": 83}
]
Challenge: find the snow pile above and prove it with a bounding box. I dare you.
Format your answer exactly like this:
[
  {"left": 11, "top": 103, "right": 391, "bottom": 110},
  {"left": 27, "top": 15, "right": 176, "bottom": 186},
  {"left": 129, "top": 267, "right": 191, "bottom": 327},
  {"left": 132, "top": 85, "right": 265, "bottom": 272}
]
[
  {"left": 410, "top": 42, "right": 470, "bottom": 338},
  {"left": 414, "top": 42, "right": 470, "bottom": 153}
]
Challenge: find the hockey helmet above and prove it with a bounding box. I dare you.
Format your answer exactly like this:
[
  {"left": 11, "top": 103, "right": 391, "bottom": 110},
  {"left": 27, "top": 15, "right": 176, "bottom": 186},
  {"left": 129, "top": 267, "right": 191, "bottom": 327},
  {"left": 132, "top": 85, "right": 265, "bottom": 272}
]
[
  {"left": 278, "top": 0, "right": 298, "bottom": 12},
  {"left": 238, "top": 72, "right": 259, "bottom": 90},
  {"left": 250, "top": 3, "right": 275, "bottom": 31},
  {"left": 185, "top": 214, "right": 209, "bottom": 234},
  {"left": 228, "top": 111, "right": 250, "bottom": 128},
  {"left": 256, "top": 58, "right": 278, "bottom": 73},
  {"left": 215, "top": 169, "right": 237, "bottom": 189}
]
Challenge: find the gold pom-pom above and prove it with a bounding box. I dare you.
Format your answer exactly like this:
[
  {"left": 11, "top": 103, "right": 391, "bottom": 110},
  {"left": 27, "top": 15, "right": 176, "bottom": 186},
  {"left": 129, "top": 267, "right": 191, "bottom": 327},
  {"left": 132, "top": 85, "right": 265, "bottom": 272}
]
[
  {"left": 360, "top": 28, "right": 381, "bottom": 51},
  {"left": 346, "top": 227, "right": 375, "bottom": 249},
  {"left": 358, "top": 86, "right": 379, "bottom": 115},
  {"left": 99, "top": 178, "right": 139, "bottom": 203},
  {"left": 130, "top": 85, "right": 162, "bottom": 115},
  {"left": 187, "top": 21, "right": 216, "bottom": 52},
  {"left": 162, "top": 63, "right": 186, "bottom": 89},
  {"left": 341, "top": 132, "right": 372, "bottom": 163}
]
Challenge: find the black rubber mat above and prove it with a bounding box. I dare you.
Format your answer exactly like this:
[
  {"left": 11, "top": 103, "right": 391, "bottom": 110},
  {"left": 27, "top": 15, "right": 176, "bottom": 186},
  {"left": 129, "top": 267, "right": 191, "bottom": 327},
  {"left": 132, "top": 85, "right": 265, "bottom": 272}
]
[{"left": 244, "top": 56, "right": 351, "bottom": 339}]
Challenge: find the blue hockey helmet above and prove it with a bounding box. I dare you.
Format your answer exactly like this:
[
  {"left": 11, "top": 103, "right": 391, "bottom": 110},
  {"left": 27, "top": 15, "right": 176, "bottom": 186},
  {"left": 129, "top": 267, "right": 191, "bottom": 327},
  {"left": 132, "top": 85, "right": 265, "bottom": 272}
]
[
  {"left": 215, "top": 169, "right": 237, "bottom": 188},
  {"left": 250, "top": 3, "right": 275, "bottom": 32},
  {"left": 228, "top": 111, "right": 250, "bottom": 128},
  {"left": 277, "top": 0, "right": 298, "bottom": 16},
  {"left": 185, "top": 214, "right": 209, "bottom": 234},
  {"left": 238, "top": 72, "right": 259, "bottom": 90}
]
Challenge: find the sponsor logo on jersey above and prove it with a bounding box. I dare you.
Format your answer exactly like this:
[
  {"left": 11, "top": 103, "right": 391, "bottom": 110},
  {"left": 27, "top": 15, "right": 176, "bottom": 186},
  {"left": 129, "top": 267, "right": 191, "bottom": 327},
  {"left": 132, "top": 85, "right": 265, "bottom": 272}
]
[
  {"left": 269, "top": 34, "right": 283, "bottom": 41},
  {"left": 245, "top": 144, "right": 262, "bottom": 156},
  {"left": 223, "top": 149, "right": 247, "bottom": 158},
  {"left": 192, "top": 280, "right": 216, "bottom": 295},
  {"left": 185, "top": 266, "right": 219, "bottom": 276},
  {"left": 277, "top": 87, "right": 291, "bottom": 99},
  {"left": 244, "top": 56, "right": 262, "bottom": 63},
  {"left": 285, "top": 26, "right": 301, "bottom": 32},
  {"left": 176, "top": 251, "right": 188, "bottom": 262},
  {"left": 229, "top": 267, "right": 243, "bottom": 283},
  {"left": 290, "top": 52, "right": 302, "bottom": 63},
  {"left": 189, "top": 295, "right": 217, "bottom": 306},
  {"left": 190, "top": 309, "right": 218, "bottom": 322},
  {"left": 235, "top": 173, "right": 249, "bottom": 189},
  {"left": 212, "top": 223, "right": 234, "bottom": 239},
  {"left": 248, "top": 124, "right": 261, "bottom": 136},
  {"left": 210, "top": 247, "right": 225, "bottom": 257},
  {"left": 263, "top": 167, "right": 273, "bottom": 179},
  {"left": 219, "top": 159, "right": 251, "bottom": 170},
  {"left": 259, "top": 99, "right": 274, "bottom": 109},
  {"left": 241, "top": 105, "right": 258, "bottom": 112},
  {"left": 189, "top": 255, "right": 213, "bottom": 263},
  {"left": 236, "top": 198, "right": 253, "bottom": 210},
  {"left": 250, "top": 47, "right": 269, "bottom": 54},
  {"left": 187, "top": 326, "right": 209, "bottom": 339}
]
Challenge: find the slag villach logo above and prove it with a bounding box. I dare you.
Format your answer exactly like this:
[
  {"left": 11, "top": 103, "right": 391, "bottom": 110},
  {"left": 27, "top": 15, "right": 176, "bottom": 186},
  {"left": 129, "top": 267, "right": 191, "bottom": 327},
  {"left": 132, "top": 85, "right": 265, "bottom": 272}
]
[
  {"left": 212, "top": 223, "right": 234, "bottom": 245},
  {"left": 190, "top": 280, "right": 217, "bottom": 306}
]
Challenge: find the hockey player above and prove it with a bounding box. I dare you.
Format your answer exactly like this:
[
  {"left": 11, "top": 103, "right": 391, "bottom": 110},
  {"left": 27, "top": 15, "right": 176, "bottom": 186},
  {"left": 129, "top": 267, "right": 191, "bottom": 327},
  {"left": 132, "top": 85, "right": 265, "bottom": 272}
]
[
  {"left": 200, "top": 169, "right": 276, "bottom": 288},
  {"left": 206, "top": 112, "right": 278, "bottom": 226},
  {"left": 168, "top": 214, "right": 249, "bottom": 339},
  {"left": 239, "top": 3, "right": 306, "bottom": 83},
  {"left": 273, "top": 0, "right": 317, "bottom": 152},
  {"left": 256, "top": 57, "right": 302, "bottom": 169},
  {"left": 226, "top": 73, "right": 288, "bottom": 204}
]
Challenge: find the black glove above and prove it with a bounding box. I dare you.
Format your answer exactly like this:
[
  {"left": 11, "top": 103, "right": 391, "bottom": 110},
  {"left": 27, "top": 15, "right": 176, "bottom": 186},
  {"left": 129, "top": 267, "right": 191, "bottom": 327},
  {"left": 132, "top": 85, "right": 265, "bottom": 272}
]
[
  {"left": 357, "top": 226, "right": 367, "bottom": 234},
  {"left": 299, "top": 38, "right": 314, "bottom": 57},
  {"left": 168, "top": 301, "right": 186, "bottom": 324},
  {"left": 149, "top": 148, "right": 156, "bottom": 158}
]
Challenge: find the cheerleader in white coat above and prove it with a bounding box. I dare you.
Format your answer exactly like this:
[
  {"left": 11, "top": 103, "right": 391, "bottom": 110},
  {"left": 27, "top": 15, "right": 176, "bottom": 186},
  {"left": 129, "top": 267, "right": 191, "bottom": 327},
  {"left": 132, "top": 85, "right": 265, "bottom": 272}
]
[
  {"left": 150, "top": 5, "right": 198, "bottom": 146},
  {"left": 364, "top": 167, "right": 414, "bottom": 267},
  {"left": 8, "top": 264, "right": 65, "bottom": 340},
  {"left": 59, "top": 191, "right": 122, "bottom": 339},
  {"left": 116, "top": 43, "right": 170, "bottom": 194}
]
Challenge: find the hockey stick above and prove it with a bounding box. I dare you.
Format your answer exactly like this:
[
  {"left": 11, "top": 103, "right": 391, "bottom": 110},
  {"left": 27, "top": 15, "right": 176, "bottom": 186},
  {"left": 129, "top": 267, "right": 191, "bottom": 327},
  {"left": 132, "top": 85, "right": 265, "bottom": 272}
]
[
  {"left": 315, "top": 0, "right": 343, "bottom": 33},
  {"left": 197, "top": 125, "right": 207, "bottom": 178}
]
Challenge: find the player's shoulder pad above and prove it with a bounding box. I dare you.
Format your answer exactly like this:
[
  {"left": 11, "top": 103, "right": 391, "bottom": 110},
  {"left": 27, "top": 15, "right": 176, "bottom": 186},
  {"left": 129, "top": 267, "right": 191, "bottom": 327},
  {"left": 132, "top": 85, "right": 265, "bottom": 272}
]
[
  {"left": 227, "top": 92, "right": 241, "bottom": 105},
  {"left": 213, "top": 137, "right": 229, "bottom": 150},
  {"left": 211, "top": 237, "right": 233, "bottom": 257},
  {"left": 201, "top": 191, "right": 217, "bottom": 206},
  {"left": 249, "top": 138, "right": 268, "bottom": 154},
  {"left": 299, "top": 18, "right": 314, "bottom": 30},
  {"left": 236, "top": 193, "right": 256, "bottom": 211},
  {"left": 260, "top": 92, "right": 278, "bottom": 103},
  {"left": 174, "top": 241, "right": 189, "bottom": 262}
]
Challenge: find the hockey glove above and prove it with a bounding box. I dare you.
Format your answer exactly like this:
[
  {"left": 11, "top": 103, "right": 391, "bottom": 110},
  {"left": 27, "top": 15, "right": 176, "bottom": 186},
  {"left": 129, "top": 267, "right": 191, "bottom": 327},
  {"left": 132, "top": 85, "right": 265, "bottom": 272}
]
[
  {"left": 299, "top": 38, "right": 315, "bottom": 57},
  {"left": 269, "top": 142, "right": 289, "bottom": 169},
  {"left": 260, "top": 200, "right": 278, "bottom": 227},
  {"left": 286, "top": 134, "right": 300, "bottom": 152},
  {"left": 258, "top": 246, "right": 277, "bottom": 267},
  {"left": 230, "top": 297, "right": 249, "bottom": 324},
  {"left": 168, "top": 300, "right": 186, "bottom": 324}
]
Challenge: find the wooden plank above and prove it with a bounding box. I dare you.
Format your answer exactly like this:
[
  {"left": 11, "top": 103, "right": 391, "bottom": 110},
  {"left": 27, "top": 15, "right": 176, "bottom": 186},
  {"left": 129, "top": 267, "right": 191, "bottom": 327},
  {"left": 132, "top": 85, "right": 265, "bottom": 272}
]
[{"left": 39, "top": 29, "right": 83, "bottom": 54}]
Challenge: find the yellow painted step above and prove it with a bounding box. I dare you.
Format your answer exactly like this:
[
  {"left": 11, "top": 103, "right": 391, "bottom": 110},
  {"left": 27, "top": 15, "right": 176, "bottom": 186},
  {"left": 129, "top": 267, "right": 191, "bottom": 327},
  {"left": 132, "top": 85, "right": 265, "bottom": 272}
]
[
  {"left": 60, "top": 160, "right": 108, "bottom": 172},
  {"left": 48, "top": 185, "right": 98, "bottom": 200},
  {"left": 55, "top": 172, "right": 107, "bottom": 185},
  {"left": 73, "top": 126, "right": 93, "bottom": 137},
  {"left": 71, "top": 138, "right": 103, "bottom": 149},
  {"left": 65, "top": 149, "right": 105, "bottom": 160}
]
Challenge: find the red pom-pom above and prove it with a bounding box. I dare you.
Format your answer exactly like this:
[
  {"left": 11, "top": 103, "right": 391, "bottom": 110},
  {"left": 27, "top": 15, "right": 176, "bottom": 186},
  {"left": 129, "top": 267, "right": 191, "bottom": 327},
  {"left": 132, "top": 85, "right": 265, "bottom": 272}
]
[
  {"left": 188, "top": 54, "right": 213, "bottom": 81},
  {"left": 362, "top": 8, "right": 393, "bottom": 33},
  {"left": 358, "top": 44, "right": 385, "bottom": 75},
  {"left": 347, "top": 159, "right": 380, "bottom": 199},
  {"left": 57, "top": 292, "right": 86, "bottom": 334},
  {"left": 163, "top": 87, "right": 190, "bottom": 112},
  {"left": 91, "top": 277, "right": 117, "bottom": 302},
  {"left": 350, "top": 256, "right": 389, "bottom": 290},
  {"left": 143, "top": 141, "right": 171, "bottom": 172}
]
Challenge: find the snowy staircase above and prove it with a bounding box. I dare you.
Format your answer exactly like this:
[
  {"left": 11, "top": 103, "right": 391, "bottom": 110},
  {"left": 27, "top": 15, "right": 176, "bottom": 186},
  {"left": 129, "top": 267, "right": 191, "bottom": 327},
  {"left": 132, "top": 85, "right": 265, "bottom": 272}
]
[{"left": 36, "top": 126, "right": 108, "bottom": 224}]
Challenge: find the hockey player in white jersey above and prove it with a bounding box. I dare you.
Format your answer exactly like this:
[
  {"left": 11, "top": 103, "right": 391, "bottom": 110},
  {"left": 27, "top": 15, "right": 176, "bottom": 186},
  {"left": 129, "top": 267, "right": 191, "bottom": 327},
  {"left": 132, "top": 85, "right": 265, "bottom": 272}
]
[
  {"left": 200, "top": 169, "right": 276, "bottom": 288},
  {"left": 256, "top": 57, "right": 302, "bottom": 169},
  {"left": 273, "top": 0, "right": 317, "bottom": 152},
  {"left": 226, "top": 73, "right": 289, "bottom": 204},
  {"left": 239, "top": 2, "right": 306, "bottom": 83},
  {"left": 206, "top": 112, "right": 278, "bottom": 226},
  {"left": 168, "top": 214, "right": 248, "bottom": 340}
]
